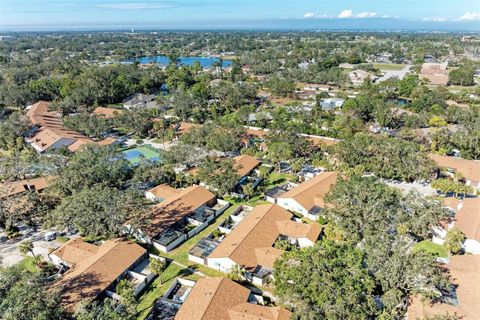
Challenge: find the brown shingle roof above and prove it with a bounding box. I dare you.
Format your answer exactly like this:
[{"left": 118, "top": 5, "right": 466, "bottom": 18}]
[
  {"left": 93, "top": 107, "right": 123, "bottom": 118},
  {"left": 175, "top": 277, "right": 291, "bottom": 320},
  {"left": 26, "top": 101, "right": 93, "bottom": 152},
  {"left": 429, "top": 154, "right": 480, "bottom": 183},
  {"left": 147, "top": 184, "right": 181, "bottom": 200},
  {"left": 144, "top": 185, "right": 216, "bottom": 237},
  {"left": 279, "top": 171, "right": 339, "bottom": 211},
  {"left": 407, "top": 255, "right": 480, "bottom": 320},
  {"left": 50, "top": 238, "right": 99, "bottom": 265},
  {"left": 454, "top": 198, "right": 480, "bottom": 241},
  {"left": 0, "top": 176, "right": 55, "bottom": 199},
  {"left": 233, "top": 155, "right": 261, "bottom": 178},
  {"left": 209, "top": 204, "right": 320, "bottom": 270},
  {"left": 54, "top": 239, "right": 146, "bottom": 312}
]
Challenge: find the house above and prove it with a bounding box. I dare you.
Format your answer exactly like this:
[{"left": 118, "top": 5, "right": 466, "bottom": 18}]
[
  {"left": 303, "top": 83, "right": 330, "bottom": 92},
  {"left": 24, "top": 101, "right": 93, "bottom": 153},
  {"left": 320, "top": 98, "right": 344, "bottom": 110},
  {"left": 93, "top": 107, "right": 123, "bottom": 118},
  {"left": 123, "top": 93, "right": 158, "bottom": 110},
  {"left": 134, "top": 185, "right": 229, "bottom": 252},
  {"left": 348, "top": 69, "right": 375, "bottom": 86},
  {"left": 173, "top": 121, "right": 201, "bottom": 138},
  {"left": 0, "top": 176, "right": 54, "bottom": 199},
  {"left": 429, "top": 154, "right": 480, "bottom": 191},
  {"left": 206, "top": 204, "right": 321, "bottom": 285},
  {"left": 407, "top": 254, "right": 480, "bottom": 319},
  {"left": 275, "top": 171, "right": 339, "bottom": 220},
  {"left": 148, "top": 277, "right": 291, "bottom": 320},
  {"left": 433, "top": 198, "right": 480, "bottom": 254},
  {"left": 420, "top": 63, "right": 449, "bottom": 86},
  {"left": 50, "top": 238, "right": 153, "bottom": 312},
  {"left": 233, "top": 154, "right": 261, "bottom": 179}
]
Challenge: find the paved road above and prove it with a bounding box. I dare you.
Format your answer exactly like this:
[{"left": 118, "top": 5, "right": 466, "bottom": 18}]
[
  {"left": 385, "top": 180, "right": 436, "bottom": 196},
  {"left": 0, "top": 228, "right": 64, "bottom": 267}
]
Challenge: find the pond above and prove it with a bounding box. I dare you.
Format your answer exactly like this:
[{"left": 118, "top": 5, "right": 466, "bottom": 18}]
[{"left": 123, "top": 55, "right": 232, "bottom": 68}]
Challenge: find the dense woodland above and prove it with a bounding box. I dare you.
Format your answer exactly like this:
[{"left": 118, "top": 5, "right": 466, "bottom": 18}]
[{"left": 0, "top": 31, "right": 479, "bottom": 320}]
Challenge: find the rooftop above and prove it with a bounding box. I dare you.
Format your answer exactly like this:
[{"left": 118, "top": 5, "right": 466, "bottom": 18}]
[
  {"left": 209, "top": 204, "right": 321, "bottom": 270},
  {"left": 429, "top": 154, "right": 480, "bottom": 183},
  {"left": 175, "top": 277, "right": 291, "bottom": 320},
  {"left": 233, "top": 154, "right": 261, "bottom": 178},
  {"left": 279, "top": 171, "right": 339, "bottom": 211}
]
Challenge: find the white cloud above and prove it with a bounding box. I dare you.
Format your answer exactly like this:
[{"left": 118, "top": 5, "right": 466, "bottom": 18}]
[
  {"left": 338, "top": 9, "right": 353, "bottom": 18},
  {"left": 356, "top": 12, "right": 377, "bottom": 18},
  {"left": 338, "top": 9, "right": 379, "bottom": 19},
  {"left": 303, "top": 12, "right": 316, "bottom": 18},
  {"left": 302, "top": 12, "right": 329, "bottom": 19},
  {"left": 97, "top": 2, "right": 173, "bottom": 10},
  {"left": 423, "top": 17, "right": 447, "bottom": 22},
  {"left": 453, "top": 12, "right": 480, "bottom": 21}
]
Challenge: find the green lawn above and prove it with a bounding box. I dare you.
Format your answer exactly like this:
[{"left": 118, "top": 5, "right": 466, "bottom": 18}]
[
  {"left": 135, "top": 263, "right": 200, "bottom": 320},
  {"left": 372, "top": 63, "right": 405, "bottom": 71},
  {"left": 18, "top": 257, "right": 39, "bottom": 272},
  {"left": 263, "top": 172, "right": 294, "bottom": 190},
  {"left": 413, "top": 240, "right": 449, "bottom": 258}
]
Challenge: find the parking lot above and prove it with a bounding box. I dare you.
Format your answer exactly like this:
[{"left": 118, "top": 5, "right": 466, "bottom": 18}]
[{"left": 0, "top": 227, "right": 65, "bottom": 267}]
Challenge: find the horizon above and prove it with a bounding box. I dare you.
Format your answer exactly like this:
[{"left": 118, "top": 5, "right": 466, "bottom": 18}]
[{"left": 1, "top": 0, "right": 480, "bottom": 32}]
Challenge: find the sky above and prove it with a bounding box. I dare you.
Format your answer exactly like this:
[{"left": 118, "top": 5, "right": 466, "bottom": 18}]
[{"left": 1, "top": 0, "right": 480, "bottom": 31}]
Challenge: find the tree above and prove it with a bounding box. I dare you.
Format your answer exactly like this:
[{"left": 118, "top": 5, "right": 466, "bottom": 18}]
[
  {"left": 266, "top": 142, "right": 293, "bottom": 170},
  {"left": 197, "top": 158, "right": 239, "bottom": 195},
  {"left": 48, "top": 186, "right": 144, "bottom": 239},
  {"left": 274, "top": 240, "right": 377, "bottom": 320},
  {"left": 75, "top": 300, "right": 124, "bottom": 320},
  {"left": 242, "top": 183, "right": 255, "bottom": 199},
  {"left": 445, "top": 228, "right": 465, "bottom": 255},
  {"left": 54, "top": 144, "right": 130, "bottom": 195},
  {"left": 150, "top": 257, "right": 167, "bottom": 284},
  {"left": 116, "top": 278, "right": 136, "bottom": 315},
  {"left": 0, "top": 263, "right": 65, "bottom": 320},
  {"left": 227, "top": 264, "right": 245, "bottom": 282},
  {"left": 18, "top": 240, "right": 36, "bottom": 260},
  {"left": 431, "top": 178, "right": 474, "bottom": 197}
]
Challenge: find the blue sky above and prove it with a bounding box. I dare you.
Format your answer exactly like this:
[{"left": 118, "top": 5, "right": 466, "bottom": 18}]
[{"left": 1, "top": 0, "right": 480, "bottom": 30}]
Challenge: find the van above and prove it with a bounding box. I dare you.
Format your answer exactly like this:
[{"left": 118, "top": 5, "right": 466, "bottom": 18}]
[{"left": 44, "top": 231, "right": 56, "bottom": 241}]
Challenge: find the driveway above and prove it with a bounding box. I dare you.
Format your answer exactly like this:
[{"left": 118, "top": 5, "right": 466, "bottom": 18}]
[
  {"left": 0, "top": 228, "right": 65, "bottom": 267},
  {"left": 377, "top": 65, "right": 412, "bottom": 82}
]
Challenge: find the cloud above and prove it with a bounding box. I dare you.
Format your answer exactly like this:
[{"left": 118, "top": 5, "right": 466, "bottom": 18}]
[
  {"left": 338, "top": 9, "right": 353, "bottom": 18},
  {"left": 302, "top": 12, "right": 329, "bottom": 19},
  {"left": 338, "top": 9, "right": 378, "bottom": 19},
  {"left": 356, "top": 12, "right": 377, "bottom": 18},
  {"left": 303, "top": 12, "right": 316, "bottom": 18},
  {"left": 96, "top": 2, "right": 173, "bottom": 10},
  {"left": 423, "top": 17, "right": 447, "bottom": 22},
  {"left": 453, "top": 12, "right": 480, "bottom": 21}
]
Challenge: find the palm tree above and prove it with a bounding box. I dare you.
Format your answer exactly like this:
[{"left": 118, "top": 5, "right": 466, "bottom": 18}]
[{"left": 19, "top": 240, "right": 37, "bottom": 260}]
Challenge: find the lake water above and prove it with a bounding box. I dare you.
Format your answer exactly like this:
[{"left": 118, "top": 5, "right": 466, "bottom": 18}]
[{"left": 124, "top": 55, "right": 232, "bottom": 68}]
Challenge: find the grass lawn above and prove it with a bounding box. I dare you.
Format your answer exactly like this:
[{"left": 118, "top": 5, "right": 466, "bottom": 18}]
[
  {"left": 56, "top": 236, "right": 69, "bottom": 243},
  {"left": 413, "top": 240, "right": 449, "bottom": 258},
  {"left": 372, "top": 63, "right": 405, "bottom": 71},
  {"left": 19, "top": 257, "right": 39, "bottom": 272},
  {"left": 263, "top": 172, "right": 294, "bottom": 190}
]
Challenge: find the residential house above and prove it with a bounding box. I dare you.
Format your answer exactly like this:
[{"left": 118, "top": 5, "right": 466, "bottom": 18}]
[
  {"left": 24, "top": 101, "right": 93, "bottom": 153},
  {"left": 173, "top": 121, "right": 201, "bottom": 139},
  {"left": 206, "top": 204, "right": 321, "bottom": 285},
  {"left": 320, "top": 98, "right": 344, "bottom": 110},
  {"left": 429, "top": 154, "right": 480, "bottom": 191},
  {"left": 233, "top": 154, "right": 261, "bottom": 179},
  {"left": 148, "top": 277, "right": 291, "bottom": 320},
  {"left": 93, "top": 107, "right": 123, "bottom": 118},
  {"left": 123, "top": 93, "right": 158, "bottom": 110},
  {"left": 275, "top": 171, "right": 339, "bottom": 220},
  {"left": 433, "top": 198, "right": 480, "bottom": 254},
  {"left": 133, "top": 185, "right": 229, "bottom": 252},
  {"left": 50, "top": 238, "right": 154, "bottom": 312},
  {"left": 407, "top": 255, "right": 480, "bottom": 319},
  {"left": 0, "top": 176, "right": 54, "bottom": 199},
  {"left": 348, "top": 69, "right": 375, "bottom": 86},
  {"left": 420, "top": 63, "right": 449, "bottom": 86}
]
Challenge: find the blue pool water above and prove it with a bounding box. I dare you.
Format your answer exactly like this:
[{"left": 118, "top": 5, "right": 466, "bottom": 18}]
[{"left": 124, "top": 55, "right": 232, "bottom": 68}]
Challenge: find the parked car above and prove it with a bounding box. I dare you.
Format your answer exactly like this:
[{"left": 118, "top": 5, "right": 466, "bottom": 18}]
[{"left": 44, "top": 231, "right": 56, "bottom": 241}]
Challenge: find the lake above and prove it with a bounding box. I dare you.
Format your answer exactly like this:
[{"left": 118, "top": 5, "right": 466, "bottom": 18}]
[{"left": 124, "top": 55, "right": 232, "bottom": 68}]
